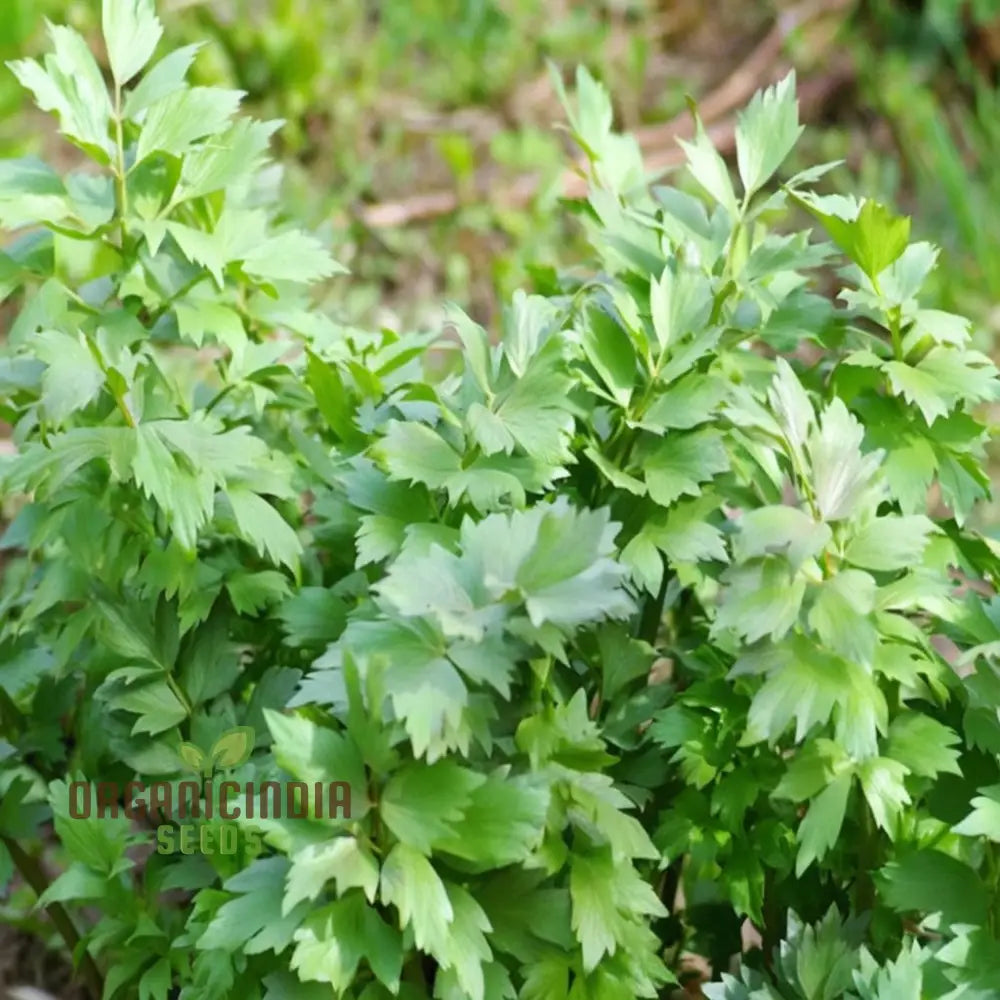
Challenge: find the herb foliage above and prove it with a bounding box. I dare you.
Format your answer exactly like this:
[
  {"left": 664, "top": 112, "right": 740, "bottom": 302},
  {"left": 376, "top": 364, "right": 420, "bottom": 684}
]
[{"left": 3, "top": 4, "right": 1000, "bottom": 1000}]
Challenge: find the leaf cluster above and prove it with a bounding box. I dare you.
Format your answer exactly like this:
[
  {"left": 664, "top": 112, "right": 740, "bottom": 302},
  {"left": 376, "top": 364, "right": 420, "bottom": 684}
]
[{"left": 4, "top": 6, "right": 1000, "bottom": 1000}]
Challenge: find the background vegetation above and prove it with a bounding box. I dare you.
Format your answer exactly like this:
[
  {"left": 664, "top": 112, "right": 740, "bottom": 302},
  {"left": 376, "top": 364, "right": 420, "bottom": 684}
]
[
  {"left": 3, "top": 0, "right": 1000, "bottom": 331},
  {"left": 6, "top": 0, "right": 1000, "bottom": 997}
]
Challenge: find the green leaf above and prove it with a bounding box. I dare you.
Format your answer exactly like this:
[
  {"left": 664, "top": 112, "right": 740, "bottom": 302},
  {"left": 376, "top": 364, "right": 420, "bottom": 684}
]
[
  {"left": 884, "top": 361, "right": 950, "bottom": 425},
  {"left": 569, "top": 848, "right": 666, "bottom": 972},
  {"left": 844, "top": 516, "right": 935, "bottom": 572},
  {"left": 199, "top": 857, "right": 304, "bottom": 954},
  {"left": 732, "top": 505, "right": 831, "bottom": 571},
  {"left": 306, "top": 350, "right": 359, "bottom": 444},
  {"left": 9, "top": 24, "right": 113, "bottom": 157},
  {"left": 433, "top": 884, "right": 494, "bottom": 1000},
  {"left": 290, "top": 895, "right": 403, "bottom": 994},
  {"left": 34, "top": 329, "right": 105, "bottom": 424},
  {"left": 773, "top": 740, "right": 850, "bottom": 802},
  {"left": 886, "top": 713, "right": 961, "bottom": 779},
  {"left": 639, "top": 373, "right": 725, "bottom": 431},
  {"left": 137, "top": 957, "right": 171, "bottom": 1000},
  {"left": 953, "top": 785, "right": 1000, "bottom": 841},
  {"left": 644, "top": 494, "right": 727, "bottom": 566},
  {"left": 265, "top": 710, "right": 367, "bottom": 816},
  {"left": 136, "top": 86, "right": 244, "bottom": 162},
  {"left": 49, "top": 779, "right": 131, "bottom": 876},
  {"left": 515, "top": 504, "right": 633, "bottom": 627},
  {"left": 598, "top": 624, "right": 654, "bottom": 701},
  {"left": 123, "top": 43, "right": 202, "bottom": 118},
  {"left": 883, "top": 437, "right": 937, "bottom": 513},
  {"left": 173, "top": 118, "right": 280, "bottom": 203},
  {"left": 0, "top": 157, "right": 70, "bottom": 229},
  {"left": 735, "top": 71, "right": 802, "bottom": 196},
  {"left": 435, "top": 773, "right": 550, "bottom": 867},
  {"left": 113, "top": 678, "right": 187, "bottom": 736},
  {"left": 102, "top": 0, "right": 163, "bottom": 87},
  {"left": 521, "top": 958, "right": 571, "bottom": 1000},
  {"left": 380, "top": 760, "right": 484, "bottom": 854},
  {"left": 380, "top": 842, "right": 453, "bottom": 954},
  {"left": 225, "top": 569, "right": 290, "bottom": 615},
  {"left": 483, "top": 342, "right": 575, "bottom": 465},
  {"left": 795, "top": 771, "right": 851, "bottom": 876},
  {"left": 649, "top": 263, "right": 713, "bottom": 353},
  {"left": 678, "top": 106, "right": 737, "bottom": 216},
  {"left": 447, "top": 304, "right": 493, "bottom": 393},
  {"left": 807, "top": 569, "right": 878, "bottom": 665},
  {"left": 226, "top": 487, "right": 301, "bottom": 572},
  {"left": 735, "top": 638, "right": 885, "bottom": 756},
  {"left": 714, "top": 560, "right": 806, "bottom": 644},
  {"left": 569, "top": 65, "right": 613, "bottom": 157},
  {"left": 793, "top": 193, "right": 911, "bottom": 281},
  {"left": 644, "top": 430, "right": 729, "bottom": 507},
  {"left": 129, "top": 423, "right": 214, "bottom": 551},
  {"left": 917, "top": 348, "right": 999, "bottom": 409},
  {"left": 378, "top": 421, "right": 461, "bottom": 490},
  {"left": 283, "top": 837, "right": 380, "bottom": 914},
  {"left": 276, "top": 587, "right": 348, "bottom": 647},
  {"left": 241, "top": 228, "right": 345, "bottom": 284},
  {"left": 210, "top": 725, "right": 255, "bottom": 769},
  {"left": 584, "top": 445, "right": 646, "bottom": 495},
  {"left": 858, "top": 757, "right": 910, "bottom": 833},
  {"left": 581, "top": 306, "right": 635, "bottom": 407},
  {"left": 261, "top": 973, "right": 331, "bottom": 1000},
  {"left": 768, "top": 358, "right": 815, "bottom": 457},
  {"left": 174, "top": 300, "right": 246, "bottom": 353},
  {"left": 37, "top": 862, "right": 110, "bottom": 905},
  {"left": 807, "top": 398, "right": 883, "bottom": 522},
  {"left": 880, "top": 850, "right": 989, "bottom": 927}
]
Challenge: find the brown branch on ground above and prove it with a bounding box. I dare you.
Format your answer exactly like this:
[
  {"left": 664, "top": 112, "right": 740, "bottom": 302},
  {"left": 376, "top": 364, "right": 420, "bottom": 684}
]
[
  {"left": 353, "top": 0, "right": 855, "bottom": 230},
  {"left": 1, "top": 835, "right": 103, "bottom": 1000}
]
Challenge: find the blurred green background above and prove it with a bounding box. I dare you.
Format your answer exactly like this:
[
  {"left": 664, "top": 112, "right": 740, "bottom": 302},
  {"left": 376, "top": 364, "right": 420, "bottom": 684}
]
[{"left": 2, "top": 0, "right": 998, "bottom": 332}]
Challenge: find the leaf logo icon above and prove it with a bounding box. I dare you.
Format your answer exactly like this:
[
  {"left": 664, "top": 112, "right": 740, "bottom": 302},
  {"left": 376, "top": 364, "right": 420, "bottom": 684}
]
[
  {"left": 178, "top": 742, "right": 207, "bottom": 775},
  {"left": 178, "top": 726, "right": 255, "bottom": 777},
  {"left": 210, "top": 726, "right": 255, "bottom": 771}
]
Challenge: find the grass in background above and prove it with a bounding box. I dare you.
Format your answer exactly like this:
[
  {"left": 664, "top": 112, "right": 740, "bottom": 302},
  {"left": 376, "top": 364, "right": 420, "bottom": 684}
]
[{"left": 7, "top": 0, "right": 1000, "bottom": 341}]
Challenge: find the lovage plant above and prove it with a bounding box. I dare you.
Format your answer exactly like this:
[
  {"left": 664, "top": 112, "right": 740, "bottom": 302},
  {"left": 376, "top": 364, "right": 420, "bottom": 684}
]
[{"left": 4, "top": 3, "right": 1000, "bottom": 1000}]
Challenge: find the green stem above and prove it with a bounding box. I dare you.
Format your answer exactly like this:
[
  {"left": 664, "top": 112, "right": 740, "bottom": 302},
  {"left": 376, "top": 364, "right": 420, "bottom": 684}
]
[
  {"left": 113, "top": 84, "right": 129, "bottom": 251},
  {"left": 114, "top": 391, "right": 137, "bottom": 428},
  {"left": 872, "top": 276, "right": 902, "bottom": 361},
  {"left": 781, "top": 428, "right": 820, "bottom": 522},
  {"left": 987, "top": 842, "right": 1000, "bottom": 937},
  {"left": 555, "top": 279, "right": 604, "bottom": 329},
  {"left": 888, "top": 305, "right": 903, "bottom": 360},
  {"left": 1, "top": 834, "right": 104, "bottom": 1000},
  {"left": 855, "top": 796, "right": 877, "bottom": 915},
  {"left": 151, "top": 274, "right": 211, "bottom": 322},
  {"left": 166, "top": 672, "right": 193, "bottom": 718},
  {"left": 204, "top": 383, "right": 235, "bottom": 414}
]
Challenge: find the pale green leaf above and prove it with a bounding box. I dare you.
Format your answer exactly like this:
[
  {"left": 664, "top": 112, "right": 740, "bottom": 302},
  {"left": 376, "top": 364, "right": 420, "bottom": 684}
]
[
  {"left": 102, "top": 0, "right": 163, "bottom": 87},
  {"left": 380, "top": 842, "right": 453, "bottom": 955},
  {"left": 283, "top": 837, "right": 380, "bottom": 914},
  {"left": 795, "top": 771, "right": 851, "bottom": 876},
  {"left": 735, "top": 71, "right": 802, "bottom": 196},
  {"left": 226, "top": 486, "right": 301, "bottom": 572}
]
